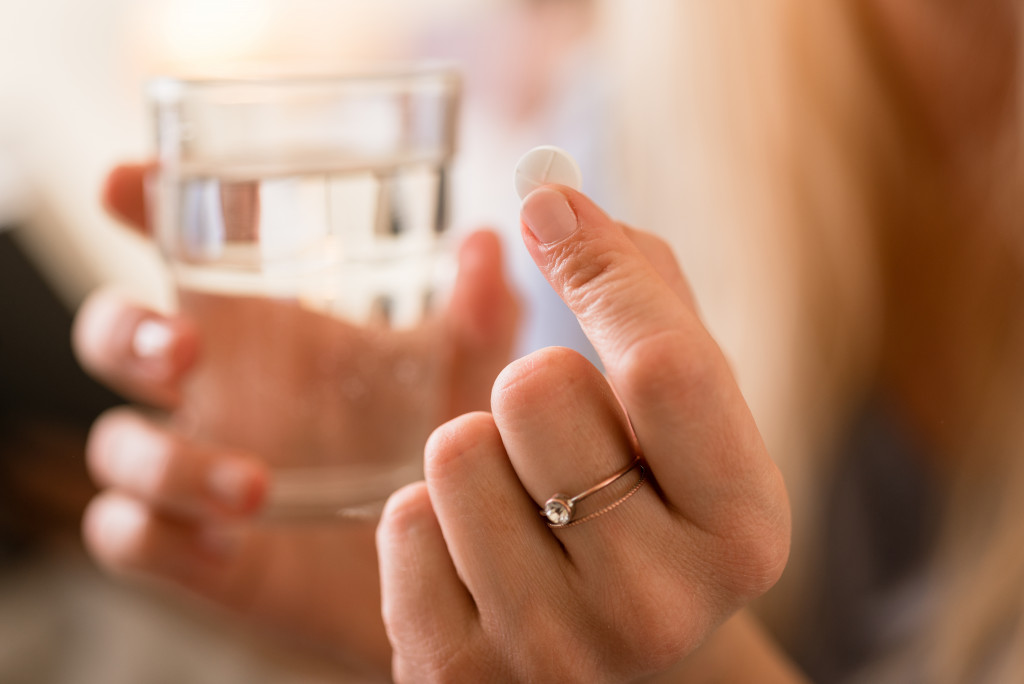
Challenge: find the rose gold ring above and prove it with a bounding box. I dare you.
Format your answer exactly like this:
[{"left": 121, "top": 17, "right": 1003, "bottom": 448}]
[{"left": 541, "top": 458, "right": 646, "bottom": 529}]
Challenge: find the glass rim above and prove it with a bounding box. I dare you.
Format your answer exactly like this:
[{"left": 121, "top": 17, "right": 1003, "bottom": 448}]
[{"left": 147, "top": 62, "right": 461, "bottom": 102}]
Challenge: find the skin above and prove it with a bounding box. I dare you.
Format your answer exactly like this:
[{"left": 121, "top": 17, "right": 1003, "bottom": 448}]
[
  {"left": 75, "top": 3, "right": 1021, "bottom": 680},
  {"left": 377, "top": 186, "right": 791, "bottom": 682},
  {"left": 77, "top": 168, "right": 792, "bottom": 681},
  {"left": 76, "top": 164, "right": 520, "bottom": 676}
]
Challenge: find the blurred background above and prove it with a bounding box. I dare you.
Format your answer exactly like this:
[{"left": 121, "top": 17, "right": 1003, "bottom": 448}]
[
  {"left": 0, "top": 0, "right": 612, "bottom": 681},
  {"left": 5, "top": 1, "right": 1018, "bottom": 682}
]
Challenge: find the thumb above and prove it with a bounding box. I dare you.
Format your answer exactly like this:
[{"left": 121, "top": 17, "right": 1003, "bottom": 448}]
[
  {"left": 444, "top": 229, "right": 521, "bottom": 417},
  {"left": 519, "top": 186, "right": 782, "bottom": 534},
  {"left": 101, "top": 163, "right": 155, "bottom": 235},
  {"left": 519, "top": 185, "right": 708, "bottom": 381}
]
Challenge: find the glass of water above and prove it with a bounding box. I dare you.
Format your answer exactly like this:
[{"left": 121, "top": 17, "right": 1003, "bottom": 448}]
[{"left": 147, "top": 68, "right": 461, "bottom": 520}]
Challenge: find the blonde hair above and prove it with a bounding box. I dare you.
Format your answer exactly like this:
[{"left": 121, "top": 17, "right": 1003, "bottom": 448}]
[
  {"left": 597, "top": 0, "right": 1024, "bottom": 680},
  {"left": 598, "top": 0, "right": 881, "bottom": 649}
]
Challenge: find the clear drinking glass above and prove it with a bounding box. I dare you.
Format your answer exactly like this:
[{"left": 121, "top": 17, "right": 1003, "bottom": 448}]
[{"left": 147, "top": 68, "right": 461, "bottom": 520}]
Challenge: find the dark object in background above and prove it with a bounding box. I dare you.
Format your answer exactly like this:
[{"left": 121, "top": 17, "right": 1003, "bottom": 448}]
[{"left": 0, "top": 226, "right": 123, "bottom": 559}]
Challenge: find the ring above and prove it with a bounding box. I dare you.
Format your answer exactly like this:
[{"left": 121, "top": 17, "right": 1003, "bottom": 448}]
[{"left": 541, "top": 458, "right": 646, "bottom": 528}]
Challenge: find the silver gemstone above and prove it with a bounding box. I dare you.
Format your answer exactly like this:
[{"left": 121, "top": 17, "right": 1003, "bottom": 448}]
[{"left": 544, "top": 499, "right": 572, "bottom": 526}]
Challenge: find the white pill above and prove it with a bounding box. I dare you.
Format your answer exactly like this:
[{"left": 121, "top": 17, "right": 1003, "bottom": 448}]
[{"left": 513, "top": 145, "right": 583, "bottom": 200}]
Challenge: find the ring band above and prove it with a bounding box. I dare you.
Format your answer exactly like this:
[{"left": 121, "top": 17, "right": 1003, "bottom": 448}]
[{"left": 541, "top": 458, "right": 646, "bottom": 528}]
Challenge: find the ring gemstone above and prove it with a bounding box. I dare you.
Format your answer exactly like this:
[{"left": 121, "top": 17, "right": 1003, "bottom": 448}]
[
  {"left": 543, "top": 498, "right": 573, "bottom": 526},
  {"left": 539, "top": 458, "right": 645, "bottom": 529}
]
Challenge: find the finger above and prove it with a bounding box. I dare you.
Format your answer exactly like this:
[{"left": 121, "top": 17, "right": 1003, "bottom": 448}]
[
  {"left": 82, "top": 492, "right": 242, "bottom": 592},
  {"left": 520, "top": 187, "right": 783, "bottom": 532},
  {"left": 420, "top": 412, "right": 561, "bottom": 603},
  {"left": 87, "top": 407, "right": 267, "bottom": 518},
  {"left": 620, "top": 224, "right": 697, "bottom": 311},
  {"left": 445, "top": 230, "right": 521, "bottom": 417},
  {"left": 73, "top": 289, "right": 199, "bottom": 408},
  {"left": 101, "top": 163, "right": 153, "bottom": 234},
  {"left": 377, "top": 482, "right": 479, "bottom": 679},
  {"left": 427, "top": 374, "right": 714, "bottom": 678},
  {"left": 520, "top": 186, "right": 707, "bottom": 382},
  {"left": 490, "top": 347, "right": 667, "bottom": 562}
]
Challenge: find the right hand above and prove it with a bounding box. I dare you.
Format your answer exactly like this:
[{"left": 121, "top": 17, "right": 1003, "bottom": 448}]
[
  {"left": 74, "top": 164, "right": 520, "bottom": 676},
  {"left": 375, "top": 186, "right": 791, "bottom": 681}
]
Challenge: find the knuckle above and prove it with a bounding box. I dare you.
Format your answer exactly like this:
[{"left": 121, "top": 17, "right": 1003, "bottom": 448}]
[
  {"left": 379, "top": 481, "right": 433, "bottom": 542},
  {"left": 744, "top": 537, "right": 791, "bottom": 598},
  {"left": 617, "top": 329, "right": 725, "bottom": 407},
  {"left": 715, "top": 501, "right": 792, "bottom": 600},
  {"left": 688, "top": 471, "right": 791, "bottom": 604},
  {"left": 491, "top": 347, "right": 593, "bottom": 414},
  {"left": 423, "top": 411, "right": 500, "bottom": 484}
]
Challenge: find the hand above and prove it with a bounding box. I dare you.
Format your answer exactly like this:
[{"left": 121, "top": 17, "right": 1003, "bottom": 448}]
[
  {"left": 377, "top": 186, "right": 791, "bottom": 681},
  {"left": 74, "top": 164, "right": 519, "bottom": 675}
]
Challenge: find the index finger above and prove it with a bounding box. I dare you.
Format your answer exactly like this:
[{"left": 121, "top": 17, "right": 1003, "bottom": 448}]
[
  {"left": 519, "top": 186, "right": 784, "bottom": 533},
  {"left": 101, "top": 163, "right": 154, "bottom": 234}
]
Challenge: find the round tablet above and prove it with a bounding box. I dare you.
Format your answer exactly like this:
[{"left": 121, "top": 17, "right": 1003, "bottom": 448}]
[{"left": 513, "top": 145, "right": 583, "bottom": 200}]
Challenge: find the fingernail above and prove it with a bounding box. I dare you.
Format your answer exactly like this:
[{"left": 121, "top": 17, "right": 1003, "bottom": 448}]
[
  {"left": 521, "top": 187, "right": 579, "bottom": 244},
  {"left": 207, "top": 460, "right": 264, "bottom": 513},
  {"left": 132, "top": 319, "right": 174, "bottom": 360}
]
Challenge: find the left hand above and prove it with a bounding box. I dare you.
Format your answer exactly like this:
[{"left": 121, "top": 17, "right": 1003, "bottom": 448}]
[
  {"left": 75, "top": 164, "right": 520, "bottom": 675},
  {"left": 376, "top": 186, "right": 792, "bottom": 682}
]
